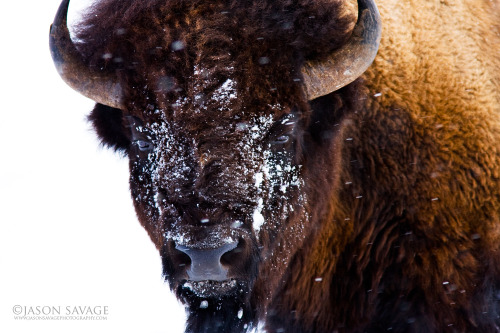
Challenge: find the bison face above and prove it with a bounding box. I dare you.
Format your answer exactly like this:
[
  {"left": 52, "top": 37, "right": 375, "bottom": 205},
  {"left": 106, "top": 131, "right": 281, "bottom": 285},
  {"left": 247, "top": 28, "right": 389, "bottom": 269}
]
[
  {"left": 50, "top": 0, "right": 380, "bottom": 330},
  {"left": 124, "top": 72, "right": 311, "bottom": 322}
]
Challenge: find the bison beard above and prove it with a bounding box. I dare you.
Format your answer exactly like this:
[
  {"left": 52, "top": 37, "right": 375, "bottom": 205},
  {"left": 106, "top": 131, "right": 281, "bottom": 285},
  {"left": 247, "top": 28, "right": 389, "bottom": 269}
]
[
  {"left": 162, "top": 245, "right": 256, "bottom": 333},
  {"left": 50, "top": 0, "right": 500, "bottom": 332},
  {"left": 182, "top": 296, "right": 252, "bottom": 333}
]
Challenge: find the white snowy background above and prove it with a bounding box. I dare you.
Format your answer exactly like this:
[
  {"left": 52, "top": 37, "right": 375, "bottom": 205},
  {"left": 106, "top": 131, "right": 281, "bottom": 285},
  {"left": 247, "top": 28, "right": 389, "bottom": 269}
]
[{"left": 0, "top": 1, "right": 186, "bottom": 332}]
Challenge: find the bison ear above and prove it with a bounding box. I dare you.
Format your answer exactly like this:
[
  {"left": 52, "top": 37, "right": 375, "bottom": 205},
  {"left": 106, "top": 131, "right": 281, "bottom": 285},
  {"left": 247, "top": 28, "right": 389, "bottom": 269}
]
[{"left": 87, "top": 104, "right": 131, "bottom": 153}]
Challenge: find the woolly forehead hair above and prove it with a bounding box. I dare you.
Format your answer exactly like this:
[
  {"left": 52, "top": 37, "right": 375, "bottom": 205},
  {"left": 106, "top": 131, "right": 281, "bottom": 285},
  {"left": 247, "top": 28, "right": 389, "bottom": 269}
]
[
  {"left": 74, "top": 0, "right": 357, "bottom": 87},
  {"left": 76, "top": 0, "right": 356, "bottom": 53}
]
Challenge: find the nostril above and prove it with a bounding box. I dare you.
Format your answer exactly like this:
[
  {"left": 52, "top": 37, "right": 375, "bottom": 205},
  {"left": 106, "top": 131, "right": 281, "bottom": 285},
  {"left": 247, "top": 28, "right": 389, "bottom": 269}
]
[
  {"left": 173, "top": 247, "right": 192, "bottom": 268},
  {"left": 220, "top": 238, "right": 245, "bottom": 267}
]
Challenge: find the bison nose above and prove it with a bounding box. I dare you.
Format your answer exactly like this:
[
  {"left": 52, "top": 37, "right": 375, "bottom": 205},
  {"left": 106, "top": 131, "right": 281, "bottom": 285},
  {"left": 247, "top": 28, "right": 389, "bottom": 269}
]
[{"left": 175, "top": 242, "right": 238, "bottom": 281}]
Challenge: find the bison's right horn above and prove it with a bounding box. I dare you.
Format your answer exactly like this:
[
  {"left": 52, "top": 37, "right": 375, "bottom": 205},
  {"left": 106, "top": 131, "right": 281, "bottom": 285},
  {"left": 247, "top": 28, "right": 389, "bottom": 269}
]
[
  {"left": 49, "top": 0, "right": 124, "bottom": 109},
  {"left": 301, "top": 0, "right": 382, "bottom": 100}
]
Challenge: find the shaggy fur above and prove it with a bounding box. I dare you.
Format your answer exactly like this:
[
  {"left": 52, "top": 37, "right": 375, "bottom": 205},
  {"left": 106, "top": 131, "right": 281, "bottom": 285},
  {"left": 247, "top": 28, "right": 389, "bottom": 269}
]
[{"left": 72, "top": 0, "right": 500, "bottom": 332}]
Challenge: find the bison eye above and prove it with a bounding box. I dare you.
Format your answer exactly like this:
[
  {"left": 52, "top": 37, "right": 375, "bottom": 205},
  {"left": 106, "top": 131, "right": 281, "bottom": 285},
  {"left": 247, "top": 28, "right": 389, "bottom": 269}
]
[
  {"left": 268, "top": 117, "right": 296, "bottom": 146},
  {"left": 273, "top": 135, "right": 290, "bottom": 144},
  {"left": 134, "top": 140, "right": 153, "bottom": 152}
]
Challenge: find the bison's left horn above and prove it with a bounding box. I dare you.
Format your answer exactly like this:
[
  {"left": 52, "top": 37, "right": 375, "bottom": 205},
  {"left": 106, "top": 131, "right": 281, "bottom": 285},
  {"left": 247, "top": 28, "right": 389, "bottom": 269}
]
[
  {"left": 301, "top": 0, "right": 382, "bottom": 100},
  {"left": 49, "top": 0, "right": 124, "bottom": 109}
]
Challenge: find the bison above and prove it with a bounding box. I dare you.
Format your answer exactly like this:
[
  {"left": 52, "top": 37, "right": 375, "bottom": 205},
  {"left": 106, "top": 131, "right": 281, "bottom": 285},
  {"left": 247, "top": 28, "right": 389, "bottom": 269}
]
[{"left": 50, "top": 0, "right": 500, "bottom": 332}]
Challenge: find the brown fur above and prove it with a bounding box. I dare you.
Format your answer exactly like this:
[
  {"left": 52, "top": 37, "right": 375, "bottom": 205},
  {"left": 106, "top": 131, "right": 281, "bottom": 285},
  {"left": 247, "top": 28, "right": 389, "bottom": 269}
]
[
  {"left": 267, "top": 1, "right": 500, "bottom": 331},
  {"left": 74, "top": 0, "right": 500, "bottom": 332}
]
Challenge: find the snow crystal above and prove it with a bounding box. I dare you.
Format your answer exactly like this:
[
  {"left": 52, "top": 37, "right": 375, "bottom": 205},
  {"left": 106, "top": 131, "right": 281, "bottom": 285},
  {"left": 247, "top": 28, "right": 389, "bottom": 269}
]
[
  {"left": 153, "top": 191, "right": 164, "bottom": 214},
  {"left": 254, "top": 172, "right": 263, "bottom": 188},
  {"left": 238, "top": 308, "right": 243, "bottom": 319},
  {"left": 258, "top": 57, "right": 270, "bottom": 65},
  {"left": 213, "top": 79, "right": 237, "bottom": 101},
  {"left": 193, "top": 65, "right": 202, "bottom": 76},
  {"left": 250, "top": 321, "right": 268, "bottom": 333},
  {"left": 252, "top": 198, "right": 265, "bottom": 232},
  {"left": 165, "top": 231, "right": 191, "bottom": 246},
  {"left": 231, "top": 220, "right": 243, "bottom": 228},
  {"left": 236, "top": 122, "right": 249, "bottom": 131},
  {"left": 171, "top": 40, "right": 185, "bottom": 51},
  {"left": 199, "top": 300, "right": 209, "bottom": 309}
]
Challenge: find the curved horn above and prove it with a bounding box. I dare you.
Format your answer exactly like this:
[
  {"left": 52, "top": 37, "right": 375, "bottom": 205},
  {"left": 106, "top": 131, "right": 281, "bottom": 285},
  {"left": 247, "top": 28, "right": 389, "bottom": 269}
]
[
  {"left": 301, "top": 0, "right": 382, "bottom": 100},
  {"left": 49, "top": 0, "right": 124, "bottom": 109}
]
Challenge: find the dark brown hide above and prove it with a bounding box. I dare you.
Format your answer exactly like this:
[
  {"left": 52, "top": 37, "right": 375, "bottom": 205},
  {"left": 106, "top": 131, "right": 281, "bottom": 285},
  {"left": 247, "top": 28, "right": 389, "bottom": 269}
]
[{"left": 77, "top": 1, "right": 358, "bottom": 331}]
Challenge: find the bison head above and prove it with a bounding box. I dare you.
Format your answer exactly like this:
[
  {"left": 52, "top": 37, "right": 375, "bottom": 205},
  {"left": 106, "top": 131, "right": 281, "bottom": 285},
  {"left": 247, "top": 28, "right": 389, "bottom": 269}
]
[{"left": 50, "top": 0, "right": 380, "bottom": 331}]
